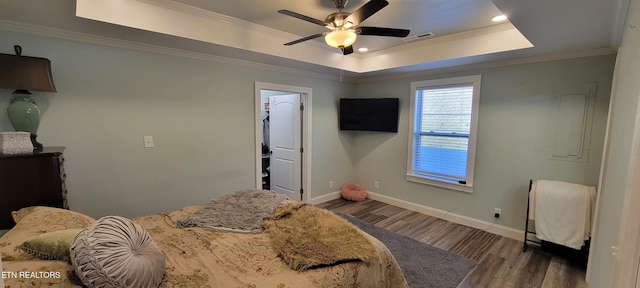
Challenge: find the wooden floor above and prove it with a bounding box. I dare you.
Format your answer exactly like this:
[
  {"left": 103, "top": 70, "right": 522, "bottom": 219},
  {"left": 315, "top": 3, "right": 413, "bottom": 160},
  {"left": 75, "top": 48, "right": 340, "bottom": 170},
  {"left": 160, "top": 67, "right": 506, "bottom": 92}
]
[{"left": 316, "top": 198, "right": 587, "bottom": 288}]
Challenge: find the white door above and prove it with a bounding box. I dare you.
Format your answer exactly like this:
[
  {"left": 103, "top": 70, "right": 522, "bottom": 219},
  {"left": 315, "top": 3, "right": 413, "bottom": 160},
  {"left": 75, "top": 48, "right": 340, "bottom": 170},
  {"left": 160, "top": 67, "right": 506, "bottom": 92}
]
[{"left": 269, "top": 94, "right": 302, "bottom": 200}]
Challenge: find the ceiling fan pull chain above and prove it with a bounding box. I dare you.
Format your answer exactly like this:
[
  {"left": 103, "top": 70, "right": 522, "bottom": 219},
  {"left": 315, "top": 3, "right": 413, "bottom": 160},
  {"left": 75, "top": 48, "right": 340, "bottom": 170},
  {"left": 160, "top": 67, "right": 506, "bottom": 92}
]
[{"left": 340, "top": 54, "right": 345, "bottom": 82}]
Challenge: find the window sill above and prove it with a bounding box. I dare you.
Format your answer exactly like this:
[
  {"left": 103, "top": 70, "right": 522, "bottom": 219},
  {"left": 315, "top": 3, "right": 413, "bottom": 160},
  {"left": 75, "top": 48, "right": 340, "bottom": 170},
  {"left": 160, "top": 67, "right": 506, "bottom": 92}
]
[{"left": 406, "top": 174, "right": 473, "bottom": 193}]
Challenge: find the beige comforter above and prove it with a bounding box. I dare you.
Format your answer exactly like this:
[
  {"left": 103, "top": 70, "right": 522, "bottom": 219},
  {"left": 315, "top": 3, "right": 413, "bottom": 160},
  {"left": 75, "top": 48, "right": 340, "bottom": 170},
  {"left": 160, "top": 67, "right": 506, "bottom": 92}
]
[{"left": 1, "top": 203, "right": 407, "bottom": 288}]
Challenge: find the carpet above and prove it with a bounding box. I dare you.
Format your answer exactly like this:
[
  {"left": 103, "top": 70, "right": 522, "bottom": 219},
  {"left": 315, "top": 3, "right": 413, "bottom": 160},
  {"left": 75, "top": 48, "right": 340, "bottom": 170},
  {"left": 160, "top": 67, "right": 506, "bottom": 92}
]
[{"left": 340, "top": 214, "right": 476, "bottom": 288}]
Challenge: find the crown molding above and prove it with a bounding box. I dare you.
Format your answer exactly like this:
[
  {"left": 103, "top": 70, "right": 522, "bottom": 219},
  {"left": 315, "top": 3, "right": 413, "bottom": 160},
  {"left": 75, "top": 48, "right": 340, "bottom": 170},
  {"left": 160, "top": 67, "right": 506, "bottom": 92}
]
[
  {"left": 0, "top": 19, "right": 614, "bottom": 85},
  {"left": 354, "top": 47, "right": 616, "bottom": 83},
  {"left": 75, "top": 0, "right": 533, "bottom": 74},
  {"left": 610, "top": 0, "right": 630, "bottom": 49},
  {"left": 75, "top": 0, "right": 361, "bottom": 73},
  {"left": 0, "top": 19, "right": 350, "bottom": 82},
  {"left": 137, "top": 0, "right": 329, "bottom": 52}
]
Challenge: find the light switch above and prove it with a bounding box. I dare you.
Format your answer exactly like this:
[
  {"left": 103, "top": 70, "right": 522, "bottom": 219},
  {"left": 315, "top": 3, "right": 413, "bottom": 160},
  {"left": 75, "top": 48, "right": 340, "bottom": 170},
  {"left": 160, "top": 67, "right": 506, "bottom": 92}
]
[{"left": 143, "top": 136, "right": 154, "bottom": 148}]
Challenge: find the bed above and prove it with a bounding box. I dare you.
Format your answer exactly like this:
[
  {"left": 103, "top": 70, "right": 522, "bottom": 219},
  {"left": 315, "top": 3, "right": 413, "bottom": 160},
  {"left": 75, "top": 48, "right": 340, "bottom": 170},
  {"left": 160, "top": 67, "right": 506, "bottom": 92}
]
[{"left": 0, "top": 190, "right": 407, "bottom": 287}]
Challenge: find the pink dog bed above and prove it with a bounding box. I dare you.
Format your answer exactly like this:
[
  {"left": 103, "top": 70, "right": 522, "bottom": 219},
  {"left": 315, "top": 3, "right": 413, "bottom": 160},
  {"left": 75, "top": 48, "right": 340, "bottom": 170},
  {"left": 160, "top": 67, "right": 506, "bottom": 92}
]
[{"left": 341, "top": 183, "right": 367, "bottom": 201}]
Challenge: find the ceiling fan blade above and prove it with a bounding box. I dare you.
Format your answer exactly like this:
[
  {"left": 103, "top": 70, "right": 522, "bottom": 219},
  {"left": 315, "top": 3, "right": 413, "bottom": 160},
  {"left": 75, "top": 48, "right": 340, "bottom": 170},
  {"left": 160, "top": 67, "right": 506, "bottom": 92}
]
[
  {"left": 284, "top": 33, "right": 324, "bottom": 46},
  {"left": 278, "top": 10, "right": 327, "bottom": 26},
  {"left": 340, "top": 45, "right": 354, "bottom": 55},
  {"left": 358, "top": 26, "right": 410, "bottom": 37},
  {"left": 344, "top": 0, "right": 389, "bottom": 26}
]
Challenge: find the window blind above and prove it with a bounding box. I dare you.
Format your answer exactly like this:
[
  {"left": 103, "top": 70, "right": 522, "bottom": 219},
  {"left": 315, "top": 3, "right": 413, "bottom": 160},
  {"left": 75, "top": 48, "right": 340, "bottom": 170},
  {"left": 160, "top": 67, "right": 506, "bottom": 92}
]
[{"left": 413, "top": 84, "right": 473, "bottom": 182}]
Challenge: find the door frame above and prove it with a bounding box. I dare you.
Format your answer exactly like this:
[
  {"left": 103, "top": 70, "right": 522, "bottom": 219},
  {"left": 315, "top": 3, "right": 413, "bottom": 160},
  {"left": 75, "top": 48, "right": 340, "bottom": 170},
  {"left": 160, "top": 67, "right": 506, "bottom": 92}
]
[
  {"left": 254, "top": 82, "right": 312, "bottom": 202},
  {"left": 612, "top": 88, "right": 640, "bottom": 288}
]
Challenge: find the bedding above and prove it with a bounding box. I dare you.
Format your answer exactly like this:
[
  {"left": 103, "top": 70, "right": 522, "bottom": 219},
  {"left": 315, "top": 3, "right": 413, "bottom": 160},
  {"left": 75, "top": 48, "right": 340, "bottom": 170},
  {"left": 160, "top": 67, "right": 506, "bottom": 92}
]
[
  {"left": 177, "top": 189, "right": 288, "bottom": 233},
  {"left": 264, "top": 202, "right": 379, "bottom": 271},
  {"left": 0, "top": 192, "right": 408, "bottom": 288}
]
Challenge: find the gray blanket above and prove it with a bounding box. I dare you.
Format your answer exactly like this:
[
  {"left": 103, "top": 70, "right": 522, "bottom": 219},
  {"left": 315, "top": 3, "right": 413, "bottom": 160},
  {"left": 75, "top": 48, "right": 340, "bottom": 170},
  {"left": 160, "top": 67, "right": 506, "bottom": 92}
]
[{"left": 176, "top": 190, "right": 288, "bottom": 233}]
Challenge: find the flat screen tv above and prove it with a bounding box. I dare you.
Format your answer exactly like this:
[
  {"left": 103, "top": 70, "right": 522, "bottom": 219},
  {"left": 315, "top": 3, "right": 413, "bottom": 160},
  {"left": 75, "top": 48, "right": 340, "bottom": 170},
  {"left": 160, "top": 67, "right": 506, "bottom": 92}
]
[{"left": 339, "top": 98, "right": 399, "bottom": 132}]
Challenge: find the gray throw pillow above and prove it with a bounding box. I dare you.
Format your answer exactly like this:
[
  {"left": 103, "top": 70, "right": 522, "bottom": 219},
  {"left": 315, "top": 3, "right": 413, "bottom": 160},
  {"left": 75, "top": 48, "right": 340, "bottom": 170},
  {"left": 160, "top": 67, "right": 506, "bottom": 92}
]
[{"left": 70, "top": 216, "right": 165, "bottom": 288}]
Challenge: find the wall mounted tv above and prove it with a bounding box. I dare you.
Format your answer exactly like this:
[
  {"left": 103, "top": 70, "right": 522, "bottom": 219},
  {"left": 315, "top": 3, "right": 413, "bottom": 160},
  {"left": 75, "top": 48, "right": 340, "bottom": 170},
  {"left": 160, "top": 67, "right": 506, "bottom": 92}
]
[{"left": 339, "top": 98, "right": 399, "bottom": 132}]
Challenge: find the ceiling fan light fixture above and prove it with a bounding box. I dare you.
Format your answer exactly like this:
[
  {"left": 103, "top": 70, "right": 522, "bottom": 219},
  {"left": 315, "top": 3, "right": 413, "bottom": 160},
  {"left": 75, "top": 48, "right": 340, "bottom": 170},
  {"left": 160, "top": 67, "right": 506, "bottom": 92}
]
[{"left": 325, "top": 30, "right": 357, "bottom": 48}]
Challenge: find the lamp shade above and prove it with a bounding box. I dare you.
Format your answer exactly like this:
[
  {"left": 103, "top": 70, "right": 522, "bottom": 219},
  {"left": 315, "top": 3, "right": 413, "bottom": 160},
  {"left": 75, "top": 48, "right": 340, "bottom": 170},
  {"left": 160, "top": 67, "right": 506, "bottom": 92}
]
[
  {"left": 325, "top": 30, "right": 357, "bottom": 48},
  {"left": 0, "top": 53, "right": 56, "bottom": 92}
]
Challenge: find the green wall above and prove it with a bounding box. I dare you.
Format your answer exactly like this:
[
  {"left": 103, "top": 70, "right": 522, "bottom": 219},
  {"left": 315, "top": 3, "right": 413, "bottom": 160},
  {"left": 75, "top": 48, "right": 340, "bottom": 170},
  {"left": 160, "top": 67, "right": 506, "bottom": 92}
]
[
  {"left": 0, "top": 30, "right": 356, "bottom": 218},
  {"left": 352, "top": 55, "right": 615, "bottom": 230}
]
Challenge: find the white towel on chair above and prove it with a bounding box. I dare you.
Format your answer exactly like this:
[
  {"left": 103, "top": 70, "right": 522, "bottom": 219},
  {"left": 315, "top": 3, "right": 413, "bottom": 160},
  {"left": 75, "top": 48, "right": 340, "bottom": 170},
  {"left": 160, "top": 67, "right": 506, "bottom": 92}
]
[{"left": 534, "top": 180, "right": 595, "bottom": 250}]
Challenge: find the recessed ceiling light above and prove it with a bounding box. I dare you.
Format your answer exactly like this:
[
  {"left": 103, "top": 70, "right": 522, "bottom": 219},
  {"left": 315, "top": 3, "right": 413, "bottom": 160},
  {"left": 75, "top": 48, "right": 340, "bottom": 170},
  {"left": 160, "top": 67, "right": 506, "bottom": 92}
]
[
  {"left": 358, "top": 47, "right": 369, "bottom": 52},
  {"left": 492, "top": 15, "right": 508, "bottom": 22}
]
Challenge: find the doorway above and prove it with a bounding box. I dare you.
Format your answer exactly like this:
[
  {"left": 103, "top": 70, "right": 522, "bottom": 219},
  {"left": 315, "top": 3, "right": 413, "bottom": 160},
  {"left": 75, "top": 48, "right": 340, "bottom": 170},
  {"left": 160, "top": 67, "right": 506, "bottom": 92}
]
[{"left": 254, "top": 82, "right": 312, "bottom": 202}]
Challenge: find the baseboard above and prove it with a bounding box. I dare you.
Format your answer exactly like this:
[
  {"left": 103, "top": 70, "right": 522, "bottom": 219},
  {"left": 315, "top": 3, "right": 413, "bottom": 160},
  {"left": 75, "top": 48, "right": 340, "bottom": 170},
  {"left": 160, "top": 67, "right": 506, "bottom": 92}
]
[
  {"left": 312, "top": 190, "right": 525, "bottom": 241},
  {"left": 365, "top": 191, "right": 523, "bottom": 241},
  {"left": 309, "top": 190, "right": 342, "bottom": 205}
]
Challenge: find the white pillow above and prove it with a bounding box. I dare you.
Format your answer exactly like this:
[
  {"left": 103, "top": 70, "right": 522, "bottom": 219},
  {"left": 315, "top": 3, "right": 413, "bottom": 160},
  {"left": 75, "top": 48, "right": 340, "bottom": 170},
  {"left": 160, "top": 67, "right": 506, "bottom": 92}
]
[{"left": 70, "top": 216, "right": 165, "bottom": 288}]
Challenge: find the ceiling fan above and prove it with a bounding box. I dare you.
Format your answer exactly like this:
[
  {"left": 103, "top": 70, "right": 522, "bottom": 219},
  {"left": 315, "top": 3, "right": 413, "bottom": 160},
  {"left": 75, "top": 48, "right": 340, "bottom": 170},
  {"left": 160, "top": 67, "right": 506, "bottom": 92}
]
[{"left": 278, "top": 0, "right": 410, "bottom": 55}]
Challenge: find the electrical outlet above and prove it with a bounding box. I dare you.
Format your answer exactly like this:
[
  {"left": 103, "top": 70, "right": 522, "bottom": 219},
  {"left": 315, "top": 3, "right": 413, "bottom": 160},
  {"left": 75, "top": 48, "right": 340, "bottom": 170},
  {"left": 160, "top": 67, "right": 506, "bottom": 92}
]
[
  {"left": 329, "top": 180, "right": 334, "bottom": 188},
  {"left": 143, "top": 136, "right": 154, "bottom": 148},
  {"left": 494, "top": 208, "right": 502, "bottom": 218},
  {"left": 374, "top": 181, "right": 379, "bottom": 189}
]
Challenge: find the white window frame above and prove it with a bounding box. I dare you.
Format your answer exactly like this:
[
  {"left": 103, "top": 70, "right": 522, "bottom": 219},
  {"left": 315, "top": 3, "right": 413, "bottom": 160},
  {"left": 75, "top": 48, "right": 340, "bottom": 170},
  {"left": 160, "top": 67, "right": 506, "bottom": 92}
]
[{"left": 406, "top": 75, "right": 481, "bottom": 193}]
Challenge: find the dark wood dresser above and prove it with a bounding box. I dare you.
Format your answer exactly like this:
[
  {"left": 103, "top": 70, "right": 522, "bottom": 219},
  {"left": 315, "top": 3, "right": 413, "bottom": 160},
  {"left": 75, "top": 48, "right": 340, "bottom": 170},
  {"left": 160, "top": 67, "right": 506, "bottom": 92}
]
[{"left": 0, "top": 147, "right": 68, "bottom": 229}]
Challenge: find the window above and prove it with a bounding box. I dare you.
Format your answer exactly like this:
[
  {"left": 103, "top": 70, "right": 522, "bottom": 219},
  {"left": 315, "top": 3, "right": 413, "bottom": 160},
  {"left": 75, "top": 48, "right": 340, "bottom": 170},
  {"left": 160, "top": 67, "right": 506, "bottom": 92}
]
[{"left": 407, "top": 75, "right": 481, "bottom": 193}]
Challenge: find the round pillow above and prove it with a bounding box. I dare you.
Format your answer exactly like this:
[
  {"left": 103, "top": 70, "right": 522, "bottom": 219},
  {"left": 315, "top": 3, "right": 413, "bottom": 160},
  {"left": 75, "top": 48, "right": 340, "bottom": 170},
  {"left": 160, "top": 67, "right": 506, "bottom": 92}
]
[
  {"left": 70, "top": 216, "right": 165, "bottom": 288},
  {"left": 341, "top": 183, "right": 367, "bottom": 201}
]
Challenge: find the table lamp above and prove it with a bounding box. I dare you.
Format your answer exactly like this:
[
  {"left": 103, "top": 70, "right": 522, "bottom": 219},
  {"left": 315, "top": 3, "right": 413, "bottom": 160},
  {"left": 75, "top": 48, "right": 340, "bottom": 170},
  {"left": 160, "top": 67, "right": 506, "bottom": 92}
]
[{"left": 0, "top": 45, "right": 57, "bottom": 151}]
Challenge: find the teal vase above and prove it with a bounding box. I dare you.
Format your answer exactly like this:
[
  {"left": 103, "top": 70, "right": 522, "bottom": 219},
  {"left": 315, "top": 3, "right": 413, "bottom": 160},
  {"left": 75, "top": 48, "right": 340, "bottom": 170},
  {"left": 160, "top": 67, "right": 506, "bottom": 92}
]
[
  {"left": 7, "top": 92, "right": 42, "bottom": 150},
  {"left": 7, "top": 94, "right": 40, "bottom": 134}
]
